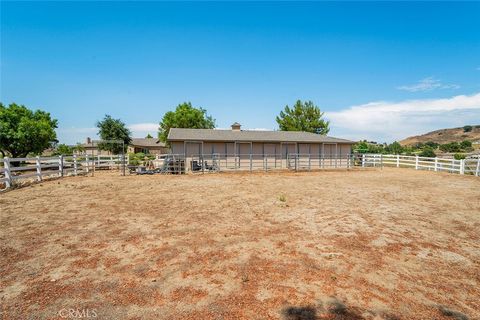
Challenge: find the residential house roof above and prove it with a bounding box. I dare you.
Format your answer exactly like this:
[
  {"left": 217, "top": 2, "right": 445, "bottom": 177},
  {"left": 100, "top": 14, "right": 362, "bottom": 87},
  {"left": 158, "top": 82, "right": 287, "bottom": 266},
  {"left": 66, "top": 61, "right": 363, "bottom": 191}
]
[
  {"left": 167, "top": 128, "right": 354, "bottom": 144},
  {"left": 80, "top": 138, "right": 166, "bottom": 148},
  {"left": 130, "top": 138, "right": 166, "bottom": 148}
]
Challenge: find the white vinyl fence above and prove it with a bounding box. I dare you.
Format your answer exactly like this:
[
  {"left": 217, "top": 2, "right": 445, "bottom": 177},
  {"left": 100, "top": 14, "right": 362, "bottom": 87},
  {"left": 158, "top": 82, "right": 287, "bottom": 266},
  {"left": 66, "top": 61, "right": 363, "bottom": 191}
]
[
  {"left": 0, "top": 154, "right": 126, "bottom": 190},
  {"left": 361, "top": 154, "right": 480, "bottom": 176}
]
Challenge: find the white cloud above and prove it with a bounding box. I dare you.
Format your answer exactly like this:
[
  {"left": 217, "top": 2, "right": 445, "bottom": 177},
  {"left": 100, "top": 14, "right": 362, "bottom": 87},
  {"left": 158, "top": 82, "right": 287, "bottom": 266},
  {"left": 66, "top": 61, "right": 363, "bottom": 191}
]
[
  {"left": 128, "top": 123, "right": 158, "bottom": 133},
  {"left": 127, "top": 123, "right": 158, "bottom": 138},
  {"left": 327, "top": 93, "right": 480, "bottom": 142},
  {"left": 397, "top": 77, "right": 460, "bottom": 92}
]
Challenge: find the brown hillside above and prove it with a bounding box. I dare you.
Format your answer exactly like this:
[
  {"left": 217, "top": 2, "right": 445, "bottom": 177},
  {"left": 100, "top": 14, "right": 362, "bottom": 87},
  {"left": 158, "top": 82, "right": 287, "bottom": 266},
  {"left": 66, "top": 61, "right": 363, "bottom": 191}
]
[{"left": 400, "top": 125, "right": 480, "bottom": 146}]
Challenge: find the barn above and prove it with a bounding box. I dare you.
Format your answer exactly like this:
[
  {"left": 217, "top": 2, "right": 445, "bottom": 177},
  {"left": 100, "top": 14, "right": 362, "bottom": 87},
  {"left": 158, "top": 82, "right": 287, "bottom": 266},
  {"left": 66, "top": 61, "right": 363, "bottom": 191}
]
[{"left": 167, "top": 123, "right": 355, "bottom": 171}]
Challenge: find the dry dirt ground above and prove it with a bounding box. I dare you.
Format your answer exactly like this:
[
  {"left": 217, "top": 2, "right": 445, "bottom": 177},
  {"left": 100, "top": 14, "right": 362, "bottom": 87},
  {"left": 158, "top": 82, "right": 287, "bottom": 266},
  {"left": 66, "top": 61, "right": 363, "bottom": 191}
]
[{"left": 1, "top": 168, "right": 479, "bottom": 320}]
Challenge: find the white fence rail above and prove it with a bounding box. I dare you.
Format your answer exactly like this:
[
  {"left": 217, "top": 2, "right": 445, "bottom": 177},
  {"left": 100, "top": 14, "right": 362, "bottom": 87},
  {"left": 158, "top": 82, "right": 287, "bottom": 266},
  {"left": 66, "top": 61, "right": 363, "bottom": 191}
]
[
  {"left": 0, "top": 154, "right": 127, "bottom": 190},
  {"left": 361, "top": 154, "right": 480, "bottom": 176},
  {"left": 2, "top": 153, "right": 477, "bottom": 190}
]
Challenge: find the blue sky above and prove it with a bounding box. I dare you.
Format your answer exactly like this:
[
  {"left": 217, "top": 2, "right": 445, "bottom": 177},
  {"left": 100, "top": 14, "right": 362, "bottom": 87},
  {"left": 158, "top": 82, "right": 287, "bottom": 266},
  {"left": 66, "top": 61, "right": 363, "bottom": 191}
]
[{"left": 1, "top": 1, "right": 479, "bottom": 144}]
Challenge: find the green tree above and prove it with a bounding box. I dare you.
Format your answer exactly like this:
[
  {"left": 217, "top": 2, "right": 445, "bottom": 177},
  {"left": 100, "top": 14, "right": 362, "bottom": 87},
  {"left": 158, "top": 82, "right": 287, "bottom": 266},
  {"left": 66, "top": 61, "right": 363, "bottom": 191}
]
[
  {"left": 53, "top": 143, "right": 73, "bottom": 156},
  {"left": 145, "top": 133, "right": 153, "bottom": 139},
  {"left": 460, "top": 140, "right": 472, "bottom": 150},
  {"left": 0, "top": 103, "right": 58, "bottom": 158},
  {"left": 424, "top": 141, "right": 439, "bottom": 149},
  {"left": 353, "top": 140, "right": 386, "bottom": 154},
  {"left": 419, "top": 147, "right": 436, "bottom": 158},
  {"left": 385, "top": 141, "right": 403, "bottom": 154},
  {"left": 158, "top": 102, "right": 215, "bottom": 142},
  {"left": 439, "top": 142, "right": 461, "bottom": 153},
  {"left": 73, "top": 143, "right": 85, "bottom": 153},
  {"left": 276, "top": 100, "right": 330, "bottom": 134},
  {"left": 96, "top": 115, "right": 132, "bottom": 154},
  {"left": 463, "top": 125, "right": 473, "bottom": 133}
]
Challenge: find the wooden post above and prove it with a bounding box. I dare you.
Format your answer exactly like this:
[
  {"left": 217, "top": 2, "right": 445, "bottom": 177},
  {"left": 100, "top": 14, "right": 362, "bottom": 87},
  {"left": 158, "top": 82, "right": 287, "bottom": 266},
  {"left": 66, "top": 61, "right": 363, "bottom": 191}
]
[
  {"left": 58, "top": 155, "right": 64, "bottom": 177},
  {"left": 460, "top": 159, "right": 465, "bottom": 175},
  {"left": 475, "top": 157, "right": 480, "bottom": 177},
  {"left": 362, "top": 154, "right": 365, "bottom": 167},
  {"left": 3, "top": 157, "right": 12, "bottom": 188},
  {"left": 434, "top": 157, "right": 438, "bottom": 172},
  {"left": 35, "top": 156, "right": 42, "bottom": 181},
  {"left": 396, "top": 155, "right": 400, "bottom": 168},
  {"left": 415, "top": 155, "right": 419, "bottom": 170},
  {"left": 85, "top": 154, "right": 89, "bottom": 173},
  {"left": 73, "top": 155, "right": 78, "bottom": 175}
]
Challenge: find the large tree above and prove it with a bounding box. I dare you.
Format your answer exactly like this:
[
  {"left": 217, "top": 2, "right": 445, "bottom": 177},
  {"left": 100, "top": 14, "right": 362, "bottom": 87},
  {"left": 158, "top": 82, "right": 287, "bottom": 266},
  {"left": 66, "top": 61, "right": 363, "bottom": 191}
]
[
  {"left": 158, "top": 102, "right": 215, "bottom": 142},
  {"left": 276, "top": 100, "right": 330, "bottom": 134},
  {"left": 0, "top": 103, "right": 58, "bottom": 158},
  {"left": 96, "top": 115, "right": 132, "bottom": 154}
]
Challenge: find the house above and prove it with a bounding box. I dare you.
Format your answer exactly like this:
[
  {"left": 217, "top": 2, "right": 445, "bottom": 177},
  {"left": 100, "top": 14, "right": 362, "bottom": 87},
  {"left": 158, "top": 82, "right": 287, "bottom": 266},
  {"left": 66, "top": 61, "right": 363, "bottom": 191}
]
[
  {"left": 167, "top": 123, "right": 355, "bottom": 170},
  {"left": 79, "top": 137, "right": 168, "bottom": 156},
  {"left": 127, "top": 138, "right": 168, "bottom": 155}
]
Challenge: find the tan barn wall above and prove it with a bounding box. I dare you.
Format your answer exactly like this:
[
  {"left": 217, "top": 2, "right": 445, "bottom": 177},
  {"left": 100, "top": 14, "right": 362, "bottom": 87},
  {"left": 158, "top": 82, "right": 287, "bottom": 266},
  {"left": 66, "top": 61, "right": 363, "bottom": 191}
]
[
  {"left": 171, "top": 142, "right": 184, "bottom": 155},
  {"left": 169, "top": 141, "right": 352, "bottom": 158}
]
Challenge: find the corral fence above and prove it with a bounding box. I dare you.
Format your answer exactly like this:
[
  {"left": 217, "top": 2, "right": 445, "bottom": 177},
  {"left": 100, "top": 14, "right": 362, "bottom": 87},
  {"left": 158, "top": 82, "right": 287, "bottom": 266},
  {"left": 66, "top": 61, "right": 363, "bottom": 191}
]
[
  {"left": 153, "top": 153, "right": 353, "bottom": 174},
  {"left": 359, "top": 154, "right": 480, "bottom": 176},
  {"left": 0, "top": 154, "right": 127, "bottom": 190},
  {"left": 2, "top": 152, "right": 478, "bottom": 190}
]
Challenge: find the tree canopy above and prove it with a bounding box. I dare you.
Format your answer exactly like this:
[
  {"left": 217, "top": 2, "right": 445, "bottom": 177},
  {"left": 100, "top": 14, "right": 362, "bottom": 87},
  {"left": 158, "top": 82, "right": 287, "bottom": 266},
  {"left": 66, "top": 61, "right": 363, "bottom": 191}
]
[
  {"left": 158, "top": 102, "right": 215, "bottom": 142},
  {"left": 0, "top": 103, "right": 58, "bottom": 158},
  {"left": 276, "top": 100, "right": 330, "bottom": 135},
  {"left": 384, "top": 141, "right": 403, "bottom": 154},
  {"left": 96, "top": 115, "right": 132, "bottom": 154},
  {"left": 52, "top": 143, "right": 85, "bottom": 156}
]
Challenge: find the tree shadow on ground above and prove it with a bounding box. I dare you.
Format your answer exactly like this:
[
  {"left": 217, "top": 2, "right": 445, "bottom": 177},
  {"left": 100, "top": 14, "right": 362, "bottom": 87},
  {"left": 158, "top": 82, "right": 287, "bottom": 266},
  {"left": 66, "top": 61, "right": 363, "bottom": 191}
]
[
  {"left": 282, "top": 298, "right": 401, "bottom": 320},
  {"left": 282, "top": 306, "right": 317, "bottom": 320}
]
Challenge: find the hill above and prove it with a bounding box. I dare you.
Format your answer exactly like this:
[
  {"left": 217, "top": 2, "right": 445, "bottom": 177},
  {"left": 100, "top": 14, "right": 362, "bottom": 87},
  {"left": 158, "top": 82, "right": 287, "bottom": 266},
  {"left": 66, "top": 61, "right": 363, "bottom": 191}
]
[{"left": 400, "top": 125, "right": 480, "bottom": 146}]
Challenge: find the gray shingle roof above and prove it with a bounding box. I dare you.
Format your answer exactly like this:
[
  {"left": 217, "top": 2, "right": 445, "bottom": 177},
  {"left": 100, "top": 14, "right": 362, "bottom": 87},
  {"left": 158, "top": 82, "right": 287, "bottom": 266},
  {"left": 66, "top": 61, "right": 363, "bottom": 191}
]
[
  {"left": 130, "top": 138, "right": 166, "bottom": 148},
  {"left": 167, "top": 128, "right": 354, "bottom": 144},
  {"left": 80, "top": 138, "right": 165, "bottom": 148}
]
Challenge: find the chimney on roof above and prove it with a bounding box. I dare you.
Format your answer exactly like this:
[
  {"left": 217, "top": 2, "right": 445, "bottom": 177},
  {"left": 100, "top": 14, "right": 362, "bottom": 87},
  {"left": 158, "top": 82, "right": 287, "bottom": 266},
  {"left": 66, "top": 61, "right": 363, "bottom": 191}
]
[
  {"left": 86, "top": 137, "right": 91, "bottom": 144},
  {"left": 231, "top": 122, "right": 241, "bottom": 131}
]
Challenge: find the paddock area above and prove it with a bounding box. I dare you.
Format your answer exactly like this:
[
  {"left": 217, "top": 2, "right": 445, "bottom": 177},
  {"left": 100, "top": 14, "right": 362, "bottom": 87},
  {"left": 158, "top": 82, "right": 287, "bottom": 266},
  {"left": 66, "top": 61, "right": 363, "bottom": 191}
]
[{"left": 1, "top": 169, "right": 479, "bottom": 319}]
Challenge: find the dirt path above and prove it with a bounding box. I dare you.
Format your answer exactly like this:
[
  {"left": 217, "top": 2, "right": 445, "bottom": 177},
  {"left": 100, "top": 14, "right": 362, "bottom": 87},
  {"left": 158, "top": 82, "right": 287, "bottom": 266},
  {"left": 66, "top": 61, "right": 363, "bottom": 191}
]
[{"left": 1, "top": 168, "right": 479, "bottom": 319}]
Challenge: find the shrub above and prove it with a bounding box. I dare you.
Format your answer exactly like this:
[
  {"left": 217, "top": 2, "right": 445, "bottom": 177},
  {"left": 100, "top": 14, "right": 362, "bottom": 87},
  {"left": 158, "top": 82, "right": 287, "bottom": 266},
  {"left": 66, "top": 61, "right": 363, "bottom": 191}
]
[
  {"left": 419, "top": 148, "right": 436, "bottom": 158},
  {"left": 128, "top": 152, "right": 140, "bottom": 165},
  {"left": 385, "top": 141, "right": 403, "bottom": 154},
  {"left": 463, "top": 125, "right": 473, "bottom": 132},
  {"left": 424, "top": 141, "right": 439, "bottom": 149},
  {"left": 439, "top": 142, "right": 461, "bottom": 153},
  {"left": 460, "top": 140, "right": 472, "bottom": 149},
  {"left": 454, "top": 153, "right": 466, "bottom": 160}
]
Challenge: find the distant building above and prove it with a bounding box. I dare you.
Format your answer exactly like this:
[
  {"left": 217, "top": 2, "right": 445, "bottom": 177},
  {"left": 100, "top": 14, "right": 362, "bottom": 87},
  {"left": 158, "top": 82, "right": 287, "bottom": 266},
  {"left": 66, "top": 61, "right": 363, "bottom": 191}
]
[
  {"left": 79, "top": 137, "right": 169, "bottom": 155},
  {"left": 127, "top": 138, "right": 169, "bottom": 155}
]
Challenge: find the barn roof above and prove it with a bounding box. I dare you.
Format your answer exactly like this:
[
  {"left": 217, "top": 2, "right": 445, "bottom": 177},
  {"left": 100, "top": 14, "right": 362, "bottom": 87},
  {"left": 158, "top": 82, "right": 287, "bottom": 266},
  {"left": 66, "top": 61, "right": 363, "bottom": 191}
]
[{"left": 167, "top": 128, "right": 354, "bottom": 144}]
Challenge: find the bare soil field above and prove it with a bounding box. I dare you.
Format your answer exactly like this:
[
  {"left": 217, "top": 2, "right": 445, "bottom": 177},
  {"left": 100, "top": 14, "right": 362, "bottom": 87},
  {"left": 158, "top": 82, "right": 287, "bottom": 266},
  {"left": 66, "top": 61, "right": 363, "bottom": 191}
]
[{"left": 1, "top": 168, "right": 479, "bottom": 320}]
